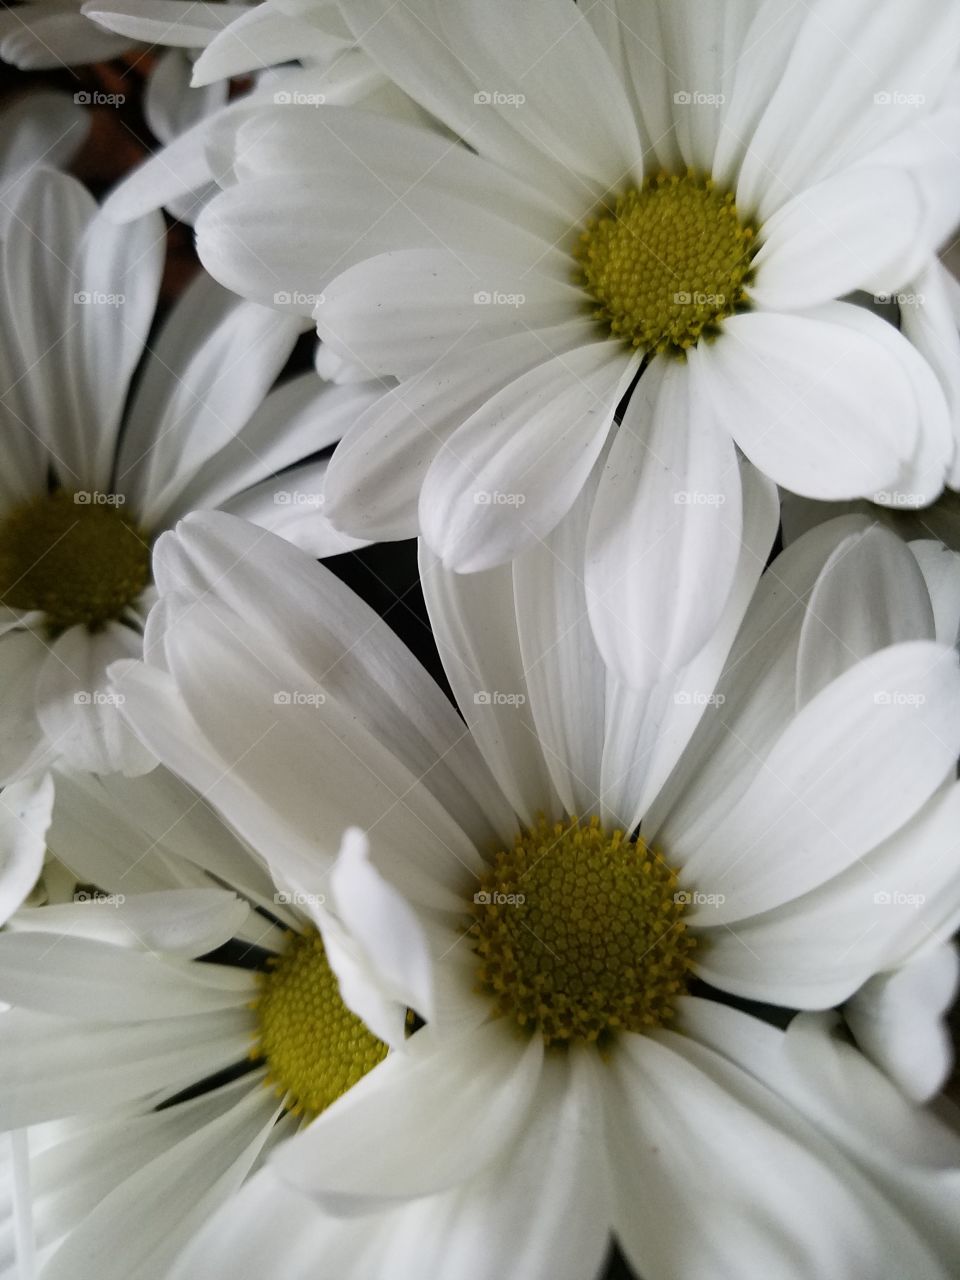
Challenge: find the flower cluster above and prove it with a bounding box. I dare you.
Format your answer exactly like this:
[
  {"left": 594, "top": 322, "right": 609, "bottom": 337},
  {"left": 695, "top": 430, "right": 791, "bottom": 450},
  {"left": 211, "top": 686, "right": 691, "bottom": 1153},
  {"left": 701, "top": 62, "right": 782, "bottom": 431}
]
[{"left": 1, "top": 2, "right": 960, "bottom": 1279}]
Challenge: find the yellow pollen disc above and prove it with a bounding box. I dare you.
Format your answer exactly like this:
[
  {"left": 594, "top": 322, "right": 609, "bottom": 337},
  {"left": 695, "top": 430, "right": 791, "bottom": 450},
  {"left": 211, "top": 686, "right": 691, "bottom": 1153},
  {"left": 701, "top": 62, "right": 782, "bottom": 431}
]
[
  {"left": 253, "top": 927, "right": 388, "bottom": 1119},
  {"left": 470, "top": 815, "right": 697, "bottom": 1047},
  {"left": 573, "top": 172, "right": 758, "bottom": 356},
  {"left": 0, "top": 490, "right": 150, "bottom": 631}
]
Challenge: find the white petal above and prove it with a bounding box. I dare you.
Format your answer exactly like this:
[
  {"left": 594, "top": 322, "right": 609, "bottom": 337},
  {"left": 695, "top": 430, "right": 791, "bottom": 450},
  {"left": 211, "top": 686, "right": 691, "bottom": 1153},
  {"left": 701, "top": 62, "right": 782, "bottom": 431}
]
[
  {"left": 81, "top": 0, "right": 247, "bottom": 48},
  {"left": 40, "top": 1078, "right": 278, "bottom": 1280},
  {"left": 608, "top": 1022, "right": 925, "bottom": 1280},
  {"left": 0, "top": 1005, "right": 253, "bottom": 1126},
  {"left": 0, "top": 773, "right": 54, "bottom": 925},
  {"left": 420, "top": 342, "right": 635, "bottom": 571},
  {"left": 910, "top": 539, "right": 960, "bottom": 646},
  {"left": 702, "top": 308, "right": 916, "bottom": 499},
  {"left": 271, "top": 1021, "right": 543, "bottom": 1207},
  {"left": 586, "top": 355, "right": 742, "bottom": 688},
  {"left": 327, "top": 827, "right": 435, "bottom": 1032},
  {"left": 752, "top": 168, "right": 923, "bottom": 311},
  {"left": 152, "top": 512, "right": 512, "bottom": 851},
  {"left": 324, "top": 323, "right": 594, "bottom": 542},
  {"left": 693, "top": 778, "right": 960, "bottom": 1009},
  {"left": 35, "top": 624, "right": 156, "bottom": 777},
  {"left": 9, "top": 888, "right": 250, "bottom": 959},
  {"left": 846, "top": 944, "right": 959, "bottom": 1103},
  {"left": 339, "top": 0, "right": 640, "bottom": 194},
  {"left": 315, "top": 251, "right": 586, "bottom": 378},
  {"left": 681, "top": 641, "right": 960, "bottom": 923},
  {"left": 220, "top": 461, "right": 369, "bottom": 560},
  {"left": 795, "top": 522, "right": 935, "bottom": 706},
  {"left": 116, "top": 273, "right": 301, "bottom": 526},
  {"left": 420, "top": 542, "right": 557, "bottom": 831},
  {"left": 0, "top": 627, "right": 50, "bottom": 785},
  {"left": 0, "top": 931, "right": 254, "bottom": 1021}
]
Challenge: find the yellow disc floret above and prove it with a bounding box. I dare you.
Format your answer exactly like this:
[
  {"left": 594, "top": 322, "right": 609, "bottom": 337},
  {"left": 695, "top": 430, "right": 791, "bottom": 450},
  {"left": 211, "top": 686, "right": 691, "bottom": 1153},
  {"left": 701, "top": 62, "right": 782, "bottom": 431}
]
[
  {"left": 253, "top": 927, "right": 388, "bottom": 1119},
  {"left": 0, "top": 490, "right": 150, "bottom": 631},
  {"left": 471, "top": 815, "right": 697, "bottom": 1047},
  {"left": 574, "top": 172, "right": 758, "bottom": 356}
]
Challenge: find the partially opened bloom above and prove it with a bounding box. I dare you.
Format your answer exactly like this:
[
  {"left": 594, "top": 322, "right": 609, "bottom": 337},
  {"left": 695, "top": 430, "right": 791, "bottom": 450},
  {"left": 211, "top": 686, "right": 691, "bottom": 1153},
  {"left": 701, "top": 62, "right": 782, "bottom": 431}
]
[
  {"left": 111, "top": 498, "right": 960, "bottom": 1277},
  {"left": 0, "top": 765, "right": 392, "bottom": 1280},
  {"left": 194, "top": 0, "right": 960, "bottom": 684},
  {"left": 0, "top": 166, "right": 373, "bottom": 780}
]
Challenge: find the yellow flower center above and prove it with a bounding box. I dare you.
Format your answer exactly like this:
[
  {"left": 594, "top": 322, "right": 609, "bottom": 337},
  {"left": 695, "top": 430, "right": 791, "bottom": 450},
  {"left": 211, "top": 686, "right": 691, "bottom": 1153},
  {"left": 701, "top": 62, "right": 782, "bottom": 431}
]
[
  {"left": 470, "top": 815, "right": 697, "bottom": 1047},
  {"left": 253, "top": 927, "right": 388, "bottom": 1119},
  {"left": 0, "top": 490, "right": 150, "bottom": 631},
  {"left": 574, "top": 172, "right": 758, "bottom": 356}
]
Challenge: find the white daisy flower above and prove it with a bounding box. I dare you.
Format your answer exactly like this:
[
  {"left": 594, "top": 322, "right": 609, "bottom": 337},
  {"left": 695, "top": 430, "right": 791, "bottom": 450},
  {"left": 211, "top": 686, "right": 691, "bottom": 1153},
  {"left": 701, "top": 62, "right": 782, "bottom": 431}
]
[
  {"left": 194, "top": 0, "right": 960, "bottom": 686},
  {"left": 108, "top": 498, "right": 960, "bottom": 1275},
  {"left": 0, "top": 166, "right": 374, "bottom": 782},
  {"left": 0, "top": 764, "right": 396, "bottom": 1280},
  {"left": 165, "top": 983, "right": 960, "bottom": 1280}
]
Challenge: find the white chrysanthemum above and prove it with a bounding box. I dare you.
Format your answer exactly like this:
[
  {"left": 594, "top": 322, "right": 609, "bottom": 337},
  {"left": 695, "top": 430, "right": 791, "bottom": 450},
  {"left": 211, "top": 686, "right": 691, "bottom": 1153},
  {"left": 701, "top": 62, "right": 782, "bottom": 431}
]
[
  {"left": 109, "top": 501, "right": 960, "bottom": 1277},
  {"left": 0, "top": 167, "right": 374, "bottom": 782},
  {"left": 0, "top": 766, "right": 396, "bottom": 1280},
  {"left": 166, "top": 1004, "right": 960, "bottom": 1280},
  {"left": 193, "top": 0, "right": 960, "bottom": 686}
]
